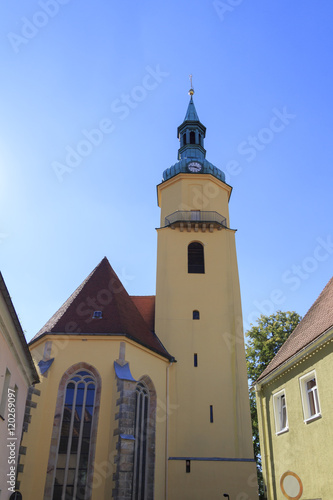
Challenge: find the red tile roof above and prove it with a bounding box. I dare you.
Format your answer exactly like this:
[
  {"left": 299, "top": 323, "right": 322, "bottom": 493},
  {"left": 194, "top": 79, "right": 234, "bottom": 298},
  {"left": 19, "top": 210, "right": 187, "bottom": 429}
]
[
  {"left": 257, "top": 277, "right": 333, "bottom": 383},
  {"left": 131, "top": 296, "right": 155, "bottom": 331},
  {"left": 30, "top": 258, "right": 172, "bottom": 360}
]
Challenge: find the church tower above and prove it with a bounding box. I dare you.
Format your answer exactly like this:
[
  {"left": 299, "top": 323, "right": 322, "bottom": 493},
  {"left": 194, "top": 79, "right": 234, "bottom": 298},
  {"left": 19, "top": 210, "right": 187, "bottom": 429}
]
[{"left": 155, "top": 88, "right": 258, "bottom": 499}]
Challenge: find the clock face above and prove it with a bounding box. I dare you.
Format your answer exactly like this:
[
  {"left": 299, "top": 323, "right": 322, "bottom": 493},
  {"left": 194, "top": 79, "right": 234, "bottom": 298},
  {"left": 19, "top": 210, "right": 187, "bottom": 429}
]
[{"left": 187, "top": 161, "right": 202, "bottom": 173}]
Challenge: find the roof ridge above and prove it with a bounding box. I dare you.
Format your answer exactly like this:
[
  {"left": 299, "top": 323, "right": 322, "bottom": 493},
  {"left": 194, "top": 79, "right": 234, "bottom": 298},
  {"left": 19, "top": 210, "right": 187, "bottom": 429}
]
[
  {"left": 257, "top": 276, "right": 333, "bottom": 382},
  {"left": 30, "top": 258, "right": 172, "bottom": 360},
  {"left": 30, "top": 257, "right": 108, "bottom": 342}
]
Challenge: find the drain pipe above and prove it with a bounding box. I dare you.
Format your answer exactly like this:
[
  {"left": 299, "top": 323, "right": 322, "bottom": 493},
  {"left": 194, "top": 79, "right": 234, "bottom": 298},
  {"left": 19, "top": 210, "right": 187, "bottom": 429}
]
[{"left": 165, "top": 359, "right": 174, "bottom": 500}]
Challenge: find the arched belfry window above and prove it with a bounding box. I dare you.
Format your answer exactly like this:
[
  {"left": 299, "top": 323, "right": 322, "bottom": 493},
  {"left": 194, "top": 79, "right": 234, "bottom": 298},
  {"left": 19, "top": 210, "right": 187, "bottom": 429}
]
[
  {"left": 183, "top": 133, "right": 187, "bottom": 146},
  {"left": 44, "top": 363, "right": 101, "bottom": 500},
  {"left": 190, "top": 131, "right": 195, "bottom": 144},
  {"left": 188, "top": 242, "right": 205, "bottom": 274}
]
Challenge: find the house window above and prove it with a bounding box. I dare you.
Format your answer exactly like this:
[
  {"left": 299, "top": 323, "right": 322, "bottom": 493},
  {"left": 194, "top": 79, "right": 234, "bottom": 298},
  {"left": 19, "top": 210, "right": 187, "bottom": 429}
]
[
  {"left": 273, "top": 390, "right": 288, "bottom": 434},
  {"left": 132, "top": 381, "right": 150, "bottom": 500},
  {"left": 299, "top": 370, "right": 321, "bottom": 422},
  {"left": 188, "top": 242, "right": 205, "bottom": 274},
  {"left": 52, "top": 370, "right": 97, "bottom": 500},
  {"left": 193, "top": 310, "right": 200, "bottom": 320}
]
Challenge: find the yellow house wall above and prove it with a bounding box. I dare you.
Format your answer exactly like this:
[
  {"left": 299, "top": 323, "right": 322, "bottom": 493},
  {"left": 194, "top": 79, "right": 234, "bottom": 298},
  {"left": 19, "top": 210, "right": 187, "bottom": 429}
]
[
  {"left": 19, "top": 336, "right": 168, "bottom": 500},
  {"left": 155, "top": 174, "right": 257, "bottom": 499},
  {"left": 257, "top": 341, "right": 333, "bottom": 500}
]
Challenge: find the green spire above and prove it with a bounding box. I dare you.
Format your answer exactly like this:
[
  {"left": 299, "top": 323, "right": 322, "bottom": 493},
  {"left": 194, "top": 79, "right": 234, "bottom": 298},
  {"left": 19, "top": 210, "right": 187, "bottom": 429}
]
[
  {"left": 162, "top": 85, "right": 226, "bottom": 184},
  {"left": 184, "top": 95, "right": 200, "bottom": 122},
  {"left": 177, "top": 89, "right": 206, "bottom": 162}
]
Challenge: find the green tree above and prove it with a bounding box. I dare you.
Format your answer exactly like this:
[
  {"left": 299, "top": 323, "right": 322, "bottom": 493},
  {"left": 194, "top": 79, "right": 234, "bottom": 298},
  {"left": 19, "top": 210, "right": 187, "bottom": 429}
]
[{"left": 245, "top": 310, "right": 301, "bottom": 499}]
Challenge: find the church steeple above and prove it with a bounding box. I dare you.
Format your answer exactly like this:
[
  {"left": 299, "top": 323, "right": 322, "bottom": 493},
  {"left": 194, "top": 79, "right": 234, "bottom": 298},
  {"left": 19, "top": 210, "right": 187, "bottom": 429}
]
[
  {"left": 162, "top": 89, "right": 226, "bottom": 183},
  {"left": 177, "top": 89, "right": 207, "bottom": 162},
  {"left": 155, "top": 87, "right": 258, "bottom": 499}
]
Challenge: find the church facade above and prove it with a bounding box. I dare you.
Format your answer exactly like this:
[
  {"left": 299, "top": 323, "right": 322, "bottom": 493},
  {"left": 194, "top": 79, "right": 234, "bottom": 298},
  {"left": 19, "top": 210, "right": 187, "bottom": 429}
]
[{"left": 18, "top": 91, "right": 258, "bottom": 500}]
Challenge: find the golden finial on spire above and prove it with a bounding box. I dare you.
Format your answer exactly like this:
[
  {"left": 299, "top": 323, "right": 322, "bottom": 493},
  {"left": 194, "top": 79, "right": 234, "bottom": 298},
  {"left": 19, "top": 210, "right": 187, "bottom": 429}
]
[{"left": 189, "top": 74, "right": 194, "bottom": 96}]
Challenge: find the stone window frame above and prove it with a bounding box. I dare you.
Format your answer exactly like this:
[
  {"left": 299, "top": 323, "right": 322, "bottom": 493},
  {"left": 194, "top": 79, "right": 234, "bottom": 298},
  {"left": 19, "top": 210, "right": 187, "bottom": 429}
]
[
  {"left": 299, "top": 369, "right": 321, "bottom": 423},
  {"left": 43, "top": 362, "right": 102, "bottom": 500},
  {"left": 273, "top": 389, "right": 289, "bottom": 435}
]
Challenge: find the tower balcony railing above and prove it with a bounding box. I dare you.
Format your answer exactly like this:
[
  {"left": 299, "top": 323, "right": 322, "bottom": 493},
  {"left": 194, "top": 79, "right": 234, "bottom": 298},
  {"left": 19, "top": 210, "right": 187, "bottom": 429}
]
[{"left": 165, "top": 210, "right": 227, "bottom": 229}]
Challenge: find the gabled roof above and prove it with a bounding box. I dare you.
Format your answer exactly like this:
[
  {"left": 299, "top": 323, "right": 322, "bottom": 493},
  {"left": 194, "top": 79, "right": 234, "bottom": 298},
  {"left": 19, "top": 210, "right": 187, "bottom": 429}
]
[
  {"left": 257, "top": 277, "right": 333, "bottom": 383},
  {"left": 0, "top": 273, "right": 39, "bottom": 384},
  {"left": 30, "top": 258, "right": 172, "bottom": 360}
]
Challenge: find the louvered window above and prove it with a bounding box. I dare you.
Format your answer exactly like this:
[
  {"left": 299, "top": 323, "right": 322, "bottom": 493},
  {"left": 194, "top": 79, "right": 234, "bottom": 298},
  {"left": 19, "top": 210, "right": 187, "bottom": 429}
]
[{"left": 188, "top": 242, "right": 205, "bottom": 274}]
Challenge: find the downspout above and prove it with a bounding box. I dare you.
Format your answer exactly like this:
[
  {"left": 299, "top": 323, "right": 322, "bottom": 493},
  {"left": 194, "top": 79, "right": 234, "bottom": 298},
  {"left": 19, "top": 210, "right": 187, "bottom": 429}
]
[
  {"left": 256, "top": 384, "right": 269, "bottom": 500},
  {"left": 165, "top": 359, "right": 174, "bottom": 500}
]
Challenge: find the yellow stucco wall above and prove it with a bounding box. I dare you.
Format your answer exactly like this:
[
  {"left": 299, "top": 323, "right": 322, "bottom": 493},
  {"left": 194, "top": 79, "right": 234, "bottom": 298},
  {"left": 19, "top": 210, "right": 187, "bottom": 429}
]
[
  {"left": 155, "top": 173, "right": 258, "bottom": 499},
  {"left": 19, "top": 336, "right": 168, "bottom": 500},
  {"left": 168, "top": 460, "right": 258, "bottom": 500},
  {"left": 157, "top": 173, "right": 231, "bottom": 226},
  {"left": 257, "top": 338, "right": 333, "bottom": 500}
]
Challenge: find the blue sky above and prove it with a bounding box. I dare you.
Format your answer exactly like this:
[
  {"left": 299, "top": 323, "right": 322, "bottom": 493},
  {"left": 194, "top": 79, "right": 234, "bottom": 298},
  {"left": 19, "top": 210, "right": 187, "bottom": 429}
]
[{"left": 1, "top": 1, "right": 332, "bottom": 341}]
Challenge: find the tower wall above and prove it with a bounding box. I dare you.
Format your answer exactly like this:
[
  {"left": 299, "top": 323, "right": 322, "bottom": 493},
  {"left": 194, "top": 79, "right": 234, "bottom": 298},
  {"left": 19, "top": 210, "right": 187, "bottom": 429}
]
[{"left": 155, "top": 172, "right": 258, "bottom": 499}]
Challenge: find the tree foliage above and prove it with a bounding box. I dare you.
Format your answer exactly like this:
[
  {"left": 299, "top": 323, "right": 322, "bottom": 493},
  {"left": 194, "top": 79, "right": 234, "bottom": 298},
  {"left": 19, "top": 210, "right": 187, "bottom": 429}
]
[
  {"left": 245, "top": 310, "right": 301, "bottom": 499},
  {"left": 246, "top": 310, "right": 301, "bottom": 383}
]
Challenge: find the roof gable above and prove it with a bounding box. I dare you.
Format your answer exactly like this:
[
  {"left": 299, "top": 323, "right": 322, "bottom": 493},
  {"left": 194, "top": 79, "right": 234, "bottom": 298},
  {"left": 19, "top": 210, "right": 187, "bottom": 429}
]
[
  {"left": 257, "top": 277, "right": 333, "bottom": 382},
  {"left": 30, "top": 258, "right": 171, "bottom": 359}
]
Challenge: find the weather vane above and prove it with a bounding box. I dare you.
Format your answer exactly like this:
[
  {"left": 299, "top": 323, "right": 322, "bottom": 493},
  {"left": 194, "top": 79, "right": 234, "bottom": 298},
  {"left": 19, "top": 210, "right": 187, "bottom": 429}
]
[{"left": 189, "top": 74, "right": 194, "bottom": 96}]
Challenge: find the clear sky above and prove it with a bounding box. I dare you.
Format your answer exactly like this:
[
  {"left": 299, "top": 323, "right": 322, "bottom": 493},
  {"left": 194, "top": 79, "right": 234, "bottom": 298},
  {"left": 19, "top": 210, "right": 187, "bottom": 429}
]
[{"left": 1, "top": 1, "right": 332, "bottom": 342}]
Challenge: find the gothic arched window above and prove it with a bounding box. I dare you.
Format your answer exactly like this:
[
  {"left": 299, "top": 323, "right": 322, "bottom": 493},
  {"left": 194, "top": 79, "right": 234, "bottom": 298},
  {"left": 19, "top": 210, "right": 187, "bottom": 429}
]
[
  {"left": 52, "top": 371, "right": 96, "bottom": 500},
  {"left": 132, "top": 381, "right": 150, "bottom": 500},
  {"left": 44, "top": 363, "right": 101, "bottom": 500},
  {"left": 188, "top": 242, "right": 205, "bottom": 274}
]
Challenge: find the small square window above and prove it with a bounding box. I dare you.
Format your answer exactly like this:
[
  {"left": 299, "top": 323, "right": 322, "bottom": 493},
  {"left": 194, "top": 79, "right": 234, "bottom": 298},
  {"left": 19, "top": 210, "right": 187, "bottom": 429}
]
[
  {"left": 92, "top": 311, "right": 103, "bottom": 319},
  {"left": 299, "top": 370, "right": 321, "bottom": 422},
  {"left": 273, "top": 390, "right": 288, "bottom": 434},
  {"left": 193, "top": 310, "right": 200, "bottom": 320}
]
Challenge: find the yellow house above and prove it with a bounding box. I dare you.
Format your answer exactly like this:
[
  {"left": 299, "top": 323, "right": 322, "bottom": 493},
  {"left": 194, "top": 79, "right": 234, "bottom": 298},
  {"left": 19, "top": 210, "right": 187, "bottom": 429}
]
[
  {"left": 18, "top": 89, "right": 258, "bottom": 500},
  {"left": 0, "top": 272, "right": 39, "bottom": 498},
  {"left": 255, "top": 277, "right": 333, "bottom": 500}
]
